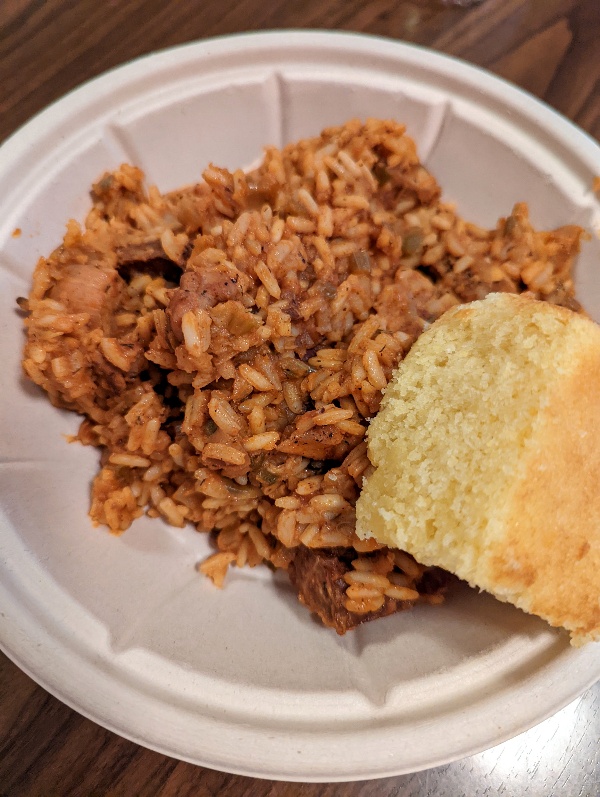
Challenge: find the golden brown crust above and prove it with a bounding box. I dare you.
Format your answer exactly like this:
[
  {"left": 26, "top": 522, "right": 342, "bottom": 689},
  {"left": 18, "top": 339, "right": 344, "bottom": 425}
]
[{"left": 489, "top": 335, "right": 600, "bottom": 644}]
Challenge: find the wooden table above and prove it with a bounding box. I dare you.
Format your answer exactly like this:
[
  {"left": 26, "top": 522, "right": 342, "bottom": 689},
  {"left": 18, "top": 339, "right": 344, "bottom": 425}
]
[{"left": 1, "top": 1, "right": 599, "bottom": 794}]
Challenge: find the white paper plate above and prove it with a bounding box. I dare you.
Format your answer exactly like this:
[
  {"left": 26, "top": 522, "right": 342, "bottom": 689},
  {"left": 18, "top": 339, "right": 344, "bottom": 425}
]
[{"left": 1, "top": 31, "right": 600, "bottom": 783}]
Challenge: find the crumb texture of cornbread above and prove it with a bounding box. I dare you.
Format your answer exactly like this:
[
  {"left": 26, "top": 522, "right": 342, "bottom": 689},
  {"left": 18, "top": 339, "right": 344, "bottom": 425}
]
[{"left": 356, "top": 292, "right": 600, "bottom": 645}]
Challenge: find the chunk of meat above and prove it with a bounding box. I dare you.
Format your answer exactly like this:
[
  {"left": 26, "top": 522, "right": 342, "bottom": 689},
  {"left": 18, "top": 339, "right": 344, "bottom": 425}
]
[
  {"left": 443, "top": 267, "right": 515, "bottom": 304},
  {"left": 375, "top": 270, "right": 437, "bottom": 332},
  {"left": 287, "top": 547, "right": 405, "bottom": 634},
  {"left": 544, "top": 224, "right": 583, "bottom": 274},
  {"left": 288, "top": 547, "right": 452, "bottom": 634},
  {"left": 377, "top": 159, "right": 441, "bottom": 206},
  {"left": 89, "top": 348, "right": 128, "bottom": 396},
  {"left": 115, "top": 239, "right": 166, "bottom": 265},
  {"left": 416, "top": 566, "right": 453, "bottom": 598},
  {"left": 545, "top": 284, "right": 582, "bottom": 313},
  {"left": 167, "top": 267, "right": 245, "bottom": 341},
  {"left": 277, "top": 424, "right": 358, "bottom": 460},
  {"left": 49, "top": 263, "right": 121, "bottom": 325}
]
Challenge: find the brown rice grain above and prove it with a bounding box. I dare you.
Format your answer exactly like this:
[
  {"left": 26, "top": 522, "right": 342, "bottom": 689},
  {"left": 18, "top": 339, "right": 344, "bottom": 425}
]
[
  {"left": 345, "top": 595, "right": 385, "bottom": 614},
  {"left": 384, "top": 585, "right": 420, "bottom": 601},
  {"left": 313, "top": 407, "right": 354, "bottom": 425},
  {"left": 394, "top": 551, "right": 423, "bottom": 579},
  {"left": 208, "top": 395, "right": 243, "bottom": 435},
  {"left": 453, "top": 255, "right": 475, "bottom": 273},
  {"left": 243, "top": 431, "right": 280, "bottom": 451},
  {"left": 203, "top": 443, "right": 247, "bottom": 465},
  {"left": 345, "top": 584, "right": 383, "bottom": 601},
  {"left": 238, "top": 364, "right": 274, "bottom": 392},
  {"left": 108, "top": 453, "right": 152, "bottom": 468},
  {"left": 254, "top": 261, "right": 281, "bottom": 299},
  {"left": 158, "top": 497, "right": 188, "bottom": 527},
  {"left": 286, "top": 216, "right": 316, "bottom": 234},
  {"left": 199, "top": 551, "right": 236, "bottom": 588},
  {"left": 344, "top": 570, "right": 390, "bottom": 589}
]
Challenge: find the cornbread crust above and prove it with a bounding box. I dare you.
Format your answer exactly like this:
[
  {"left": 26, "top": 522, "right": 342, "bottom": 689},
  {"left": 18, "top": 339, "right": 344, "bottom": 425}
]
[
  {"left": 496, "top": 343, "right": 600, "bottom": 643},
  {"left": 356, "top": 293, "right": 600, "bottom": 645}
]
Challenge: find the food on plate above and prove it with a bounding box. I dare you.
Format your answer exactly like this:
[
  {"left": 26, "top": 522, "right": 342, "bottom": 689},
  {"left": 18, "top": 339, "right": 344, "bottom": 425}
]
[
  {"left": 21, "top": 119, "right": 584, "bottom": 633},
  {"left": 356, "top": 293, "right": 600, "bottom": 645}
]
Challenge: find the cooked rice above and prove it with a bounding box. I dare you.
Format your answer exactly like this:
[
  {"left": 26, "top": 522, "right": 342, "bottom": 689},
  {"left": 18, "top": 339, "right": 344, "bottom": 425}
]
[{"left": 20, "top": 118, "right": 584, "bottom": 632}]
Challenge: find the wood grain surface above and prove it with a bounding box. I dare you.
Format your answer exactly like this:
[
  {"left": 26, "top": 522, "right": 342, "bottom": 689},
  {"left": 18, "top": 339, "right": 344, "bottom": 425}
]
[{"left": 1, "top": 1, "right": 599, "bottom": 795}]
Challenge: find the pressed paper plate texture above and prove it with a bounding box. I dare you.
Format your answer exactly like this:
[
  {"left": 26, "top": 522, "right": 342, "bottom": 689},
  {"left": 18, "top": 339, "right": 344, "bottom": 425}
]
[{"left": 1, "top": 32, "right": 600, "bottom": 782}]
